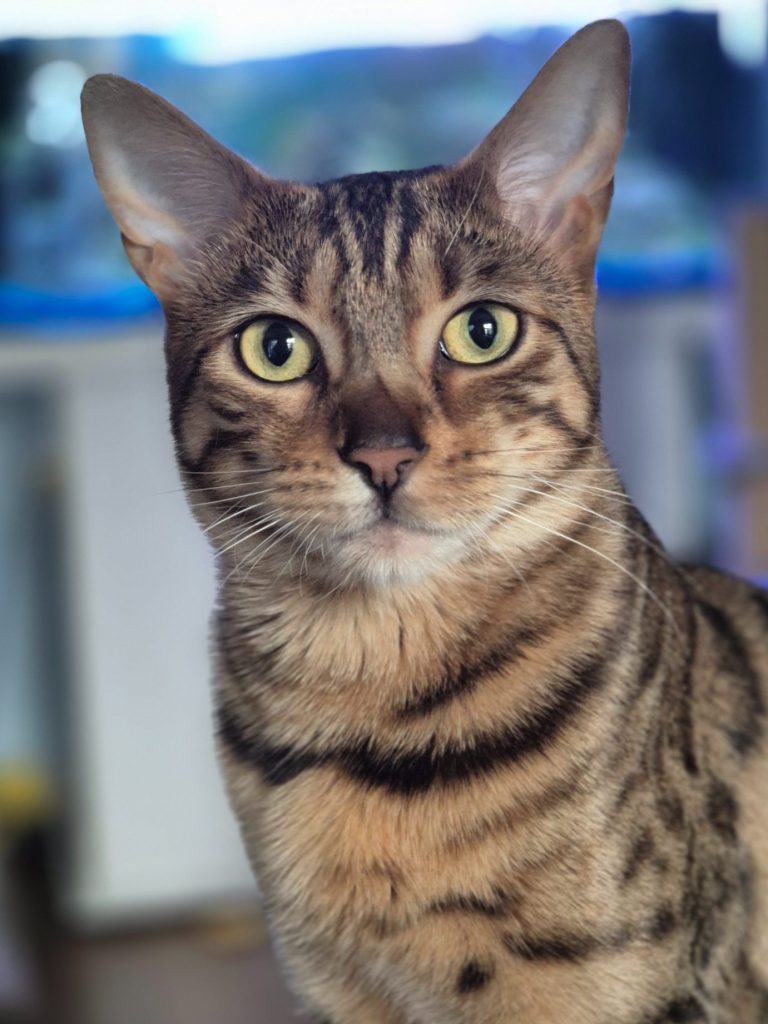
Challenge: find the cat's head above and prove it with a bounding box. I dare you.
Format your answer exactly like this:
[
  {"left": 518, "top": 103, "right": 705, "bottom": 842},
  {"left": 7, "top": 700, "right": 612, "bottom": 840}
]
[{"left": 81, "top": 20, "right": 629, "bottom": 587}]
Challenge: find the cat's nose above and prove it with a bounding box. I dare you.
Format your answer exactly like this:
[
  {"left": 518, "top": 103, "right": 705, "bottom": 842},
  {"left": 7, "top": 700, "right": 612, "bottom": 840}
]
[{"left": 346, "top": 446, "right": 423, "bottom": 495}]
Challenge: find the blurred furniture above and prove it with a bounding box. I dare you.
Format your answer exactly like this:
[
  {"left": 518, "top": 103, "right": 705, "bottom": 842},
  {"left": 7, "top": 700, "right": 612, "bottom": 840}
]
[{"left": 0, "top": 328, "right": 255, "bottom": 928}]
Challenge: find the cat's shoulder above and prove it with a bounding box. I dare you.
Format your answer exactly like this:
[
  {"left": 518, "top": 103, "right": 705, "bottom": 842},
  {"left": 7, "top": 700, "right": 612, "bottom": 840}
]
[
  {"left": 685, "top": 562, "right": 767, "bottom": 608},
  {"left": 683, "top": 561, "right": 768, "bottom": 641}
]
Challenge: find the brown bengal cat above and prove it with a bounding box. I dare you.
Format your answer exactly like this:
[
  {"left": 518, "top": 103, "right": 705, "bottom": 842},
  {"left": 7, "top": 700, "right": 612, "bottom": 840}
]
[{"left": 81, "top": 19, "right": 768, "bottom": 1023}]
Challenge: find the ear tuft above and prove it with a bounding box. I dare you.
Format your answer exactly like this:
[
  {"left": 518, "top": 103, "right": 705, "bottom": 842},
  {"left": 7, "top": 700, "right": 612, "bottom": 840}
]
[{"left": 81, "top": 75, "right": 263, "bottom": 302}]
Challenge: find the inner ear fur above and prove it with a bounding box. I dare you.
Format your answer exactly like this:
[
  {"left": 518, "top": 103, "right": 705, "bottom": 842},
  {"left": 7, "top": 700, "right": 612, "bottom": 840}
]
[
  {"left": 463, "top": 19, "right": 630, "bottom": 283},
  {"left": 81, "top": 74, "right": 265, "bottom": 303}
]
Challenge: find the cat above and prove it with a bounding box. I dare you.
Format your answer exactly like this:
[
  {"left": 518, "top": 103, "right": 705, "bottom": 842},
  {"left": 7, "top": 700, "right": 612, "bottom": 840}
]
[{"left": 80, "top": 19, "right": 768, "bottom": 1023}]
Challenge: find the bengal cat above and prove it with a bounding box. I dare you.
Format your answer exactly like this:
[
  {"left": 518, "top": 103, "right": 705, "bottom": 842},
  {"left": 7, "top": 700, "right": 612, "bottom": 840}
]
[{"left": 81, "top": 19, "right": 768, "bottom": 1023}]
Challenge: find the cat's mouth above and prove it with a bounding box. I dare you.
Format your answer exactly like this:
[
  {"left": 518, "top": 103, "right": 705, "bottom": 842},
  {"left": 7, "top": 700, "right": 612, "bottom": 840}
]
[
  {"left": 367, "top": 509, "right": 448, "bottom": 537},
  {"left": 351, "top": 518, "right": 445, "bottom": 566},
  {"left": 367, "top": 516, "right": 428, "bottom": 540},
  {"left": 336, "top": 510, "right": 469, "bottom": 570},
  {"left": 325, "top": 506, "right": 471, "bottom": 581}
]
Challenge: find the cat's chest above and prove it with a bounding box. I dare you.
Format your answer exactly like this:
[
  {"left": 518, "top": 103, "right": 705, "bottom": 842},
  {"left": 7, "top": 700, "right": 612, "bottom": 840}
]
[
  {"left": 221, "top": 745, "right": 594, "bottom": 953},
  {"left": 243, "top": 767, "right": 453, "bottom": 934}
]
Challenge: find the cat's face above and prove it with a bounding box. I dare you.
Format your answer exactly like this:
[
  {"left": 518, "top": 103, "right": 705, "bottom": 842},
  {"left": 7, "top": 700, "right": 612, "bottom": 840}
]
[
  {"left": 81, "top": 20, "right": 629, "bottom": 586},
  {"left": 165, "top": 168, "right": 598, "bottom": 584}
]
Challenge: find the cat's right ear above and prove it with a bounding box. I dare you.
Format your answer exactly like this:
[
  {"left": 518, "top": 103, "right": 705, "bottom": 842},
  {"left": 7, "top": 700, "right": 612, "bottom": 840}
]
[{"left": 81, "top": 75, "right": 262, "bottom": 304}]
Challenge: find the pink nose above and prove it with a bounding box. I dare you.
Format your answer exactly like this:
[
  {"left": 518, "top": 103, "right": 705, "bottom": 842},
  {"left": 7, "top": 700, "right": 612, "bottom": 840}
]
[{"left": 348, "top": 446, "right": 422, "bottom": 492}]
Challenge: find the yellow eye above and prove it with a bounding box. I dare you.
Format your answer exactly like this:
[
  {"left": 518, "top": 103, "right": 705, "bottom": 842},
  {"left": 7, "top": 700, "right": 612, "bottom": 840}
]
[
  {"left": 238, "top": 317, "right": 317, "bottom": 382},
  {"left": 441, "top": 303, "right": 521, "bottom": 365}
]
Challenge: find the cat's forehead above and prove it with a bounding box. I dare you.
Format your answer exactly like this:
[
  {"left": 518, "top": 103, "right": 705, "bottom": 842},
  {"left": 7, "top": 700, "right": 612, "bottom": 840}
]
[
  {"left": 197, "top": 162, "right": 569, "bottom": 364},
  {"left": 309, "top": 166, "right": 447, "bottom": 288},
  {"left": 260, "top": 166, "right": 462, "bottom": 357},
  {"left": 300, "top": 166, "right": 508, "bottom": 319},
  {"left": 284, "top": 167, "right": 555, "bottom": 353}
]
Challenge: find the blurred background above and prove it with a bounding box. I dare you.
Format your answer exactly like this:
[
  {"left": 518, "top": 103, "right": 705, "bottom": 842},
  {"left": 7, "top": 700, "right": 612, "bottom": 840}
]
[{"left": 1, "top": 1, "right": 767, "bottom": 1021}]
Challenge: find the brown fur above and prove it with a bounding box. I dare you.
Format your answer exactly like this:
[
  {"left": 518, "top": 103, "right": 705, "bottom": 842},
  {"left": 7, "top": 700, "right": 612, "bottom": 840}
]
[{"left": 82, "top": 20, "right": 768, "bottom": 1023}]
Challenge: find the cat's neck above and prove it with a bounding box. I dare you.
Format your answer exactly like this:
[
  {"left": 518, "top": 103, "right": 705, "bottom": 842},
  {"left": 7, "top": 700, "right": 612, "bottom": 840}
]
[{"left": 215, "top": 502, "right": 661, "bottom": 745}]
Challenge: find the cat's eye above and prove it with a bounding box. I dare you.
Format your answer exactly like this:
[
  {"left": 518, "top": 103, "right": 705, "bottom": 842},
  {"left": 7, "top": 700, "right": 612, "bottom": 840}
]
[
  {"left": 440, "top": 303, "right": 521, "bottom": 365},
  {"left": 237, "top": 317, "right": 317, "bottom": 383}
]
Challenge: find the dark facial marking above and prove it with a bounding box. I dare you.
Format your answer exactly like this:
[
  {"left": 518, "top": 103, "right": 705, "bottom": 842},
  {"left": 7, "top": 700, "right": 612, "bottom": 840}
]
[
  {"left": 656, "top": 791, "right": 686, "bottom": 835},
  {"left": 316, "top": 185, "right": 351, "bottom": 277},
  {"left": 339, "top": 382, "right": 423, "bottom": 454},
  {"left": 397, "top": 178, "right": 424, "bottom": 266},
  {"left": 439, "top": 240, "right": 462, "bottom": 298},
  {"left": 179, "top": 428, "right": 254, "bottom": 475},
  {"left": 624, "top": 606, "right": 666, "bottom": 707},
  {"left": 225, "top": 251, "right": 264, "bottom": 300},
  {"left": 457, "top": 960, "right": 493, "bottom": 994},
  {"left": 329, "top": 172, "right": 394, "bottom": 281},
  {"left": 540, "top": 318, "right": 598, "bottom": 417},
  {"left": 208, "top": 400, "right": 246, "bottom": 422},
  {"left": 170, "top": 340, "right": 215, "bottom": 440}
]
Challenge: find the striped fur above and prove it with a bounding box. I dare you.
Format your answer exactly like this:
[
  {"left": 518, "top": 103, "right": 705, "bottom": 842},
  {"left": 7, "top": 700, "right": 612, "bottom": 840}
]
[{"left": 82, "top": 21, "right": 768, "bottom": 1024}]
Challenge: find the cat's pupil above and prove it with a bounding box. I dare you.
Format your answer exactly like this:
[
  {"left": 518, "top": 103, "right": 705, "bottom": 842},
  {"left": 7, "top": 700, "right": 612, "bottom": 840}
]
[
  {"left": 467, "top": 308, "right": 497, "bottom": 349},
  {"left": 263, "top": 322, "right": 294, "bottom": 366}
]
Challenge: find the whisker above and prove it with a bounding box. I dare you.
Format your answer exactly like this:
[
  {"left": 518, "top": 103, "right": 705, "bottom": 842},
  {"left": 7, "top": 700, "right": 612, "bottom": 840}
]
[
  {"left": 216, "top": 511, "right": 289, "bottom": 559},
  {"left": 528, "top": 475, "right": 696, "bottom": 586},
  {"left": 443, "top": 166, "right": 485, "bottom": 258},
  {"left": 187, "top": 486, "right": 281, "bottom": 511},
  {"left": 498, "top": 481, "right": 673, "bottom": 571},
  {"left": 470, "top": 467, "right": 621, "bottom": 479},
  {"left": 181, "top": 466, "right": 283, "bottom": 478},
  {"left": 185, "top": 481, "right": 282, "bottom": 496},
  {"left": 529, "top": 474, "right": 631, "bottom": 503},
  {"left": 299, "top": 517, "right": 327, "bottom": 578},
  {"left": 490, "top": 472, "right": 633, "bottom": 504},
  {"left": 488, "top": 494, "right": 681, "bottom": 637},
  {"left": 452, "top": 507, "right": 532, "bottom": 591},
  {"left": 282, "top": 511, "right": 323, "bottom": 578},
  {"left": 153, "top": 472, "right": 277, "bottom": 496},
  {"left": 239, "top": 513, "right": 317, "bottom": 582},
  {"left": 470, "top": 444, "right": 603, "bottom": 457},
  {"left": 227, "top": 515, "right": 306, "bottom": 583},
  {"left": 202, "top": 496, "right": 280, "bottom": 535}
]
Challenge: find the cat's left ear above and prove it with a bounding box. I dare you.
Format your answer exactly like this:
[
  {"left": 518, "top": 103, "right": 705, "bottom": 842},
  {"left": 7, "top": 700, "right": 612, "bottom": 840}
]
[
  {"left": 81, "top": 75, "right": 265, "bottom": 304},
  {"left": 464, "top": 19, "right": 630, "bottom": 283}
]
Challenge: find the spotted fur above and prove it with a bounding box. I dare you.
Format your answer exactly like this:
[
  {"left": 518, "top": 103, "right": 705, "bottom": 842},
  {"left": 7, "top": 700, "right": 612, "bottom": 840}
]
[{"left": 82, "top": 19, "right": 768, "bottom": 1023}]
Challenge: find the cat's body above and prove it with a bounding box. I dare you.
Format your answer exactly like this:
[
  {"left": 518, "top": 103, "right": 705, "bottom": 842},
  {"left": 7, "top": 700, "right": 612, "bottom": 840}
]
[
  {"left": 217, "top": 545, "right": 768, "bottom": 1023},
  {"left": 81, "top": 20, "right": 768, "bottom": 1023}
]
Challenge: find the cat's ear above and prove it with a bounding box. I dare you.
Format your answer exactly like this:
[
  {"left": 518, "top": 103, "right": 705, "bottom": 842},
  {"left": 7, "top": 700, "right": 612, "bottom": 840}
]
[
  {"left": 81, "top": 75, "right": 263, "bottom": 303},
  {"left": 465, "top": 19, "right": 630, "bottom": 281}
]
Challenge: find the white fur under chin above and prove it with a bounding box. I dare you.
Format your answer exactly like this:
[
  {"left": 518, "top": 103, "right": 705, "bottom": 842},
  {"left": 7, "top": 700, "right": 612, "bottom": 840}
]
[{"left": 326, "top": 521, "right": 470, "bottom": 587}]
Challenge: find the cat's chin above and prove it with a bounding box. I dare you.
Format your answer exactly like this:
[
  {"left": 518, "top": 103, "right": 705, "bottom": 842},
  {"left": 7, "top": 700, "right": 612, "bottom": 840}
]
[{"left": 331, "top": 519, "right": 467, "bottom": 585}]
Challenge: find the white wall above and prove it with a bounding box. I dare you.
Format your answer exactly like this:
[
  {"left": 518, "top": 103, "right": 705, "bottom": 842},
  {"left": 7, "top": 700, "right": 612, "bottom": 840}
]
[{"left": 0, "top": 330, "right": 256, "bottom": 927}]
